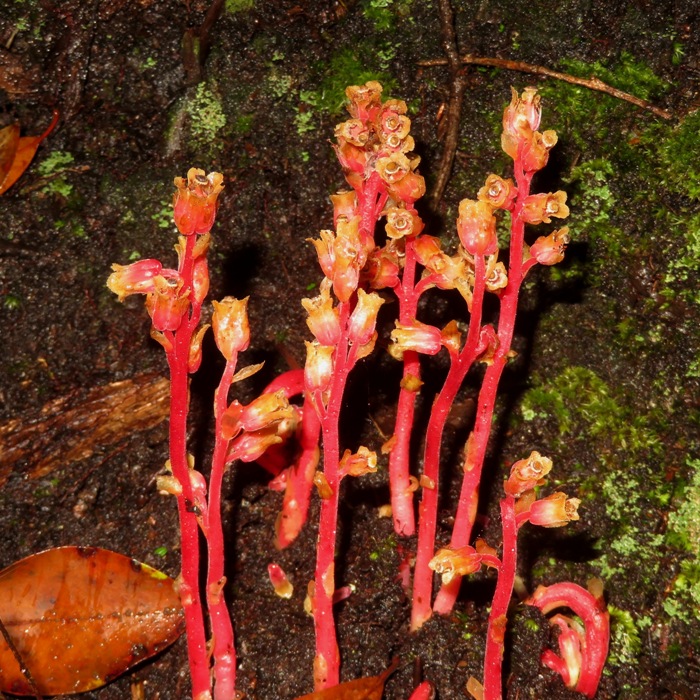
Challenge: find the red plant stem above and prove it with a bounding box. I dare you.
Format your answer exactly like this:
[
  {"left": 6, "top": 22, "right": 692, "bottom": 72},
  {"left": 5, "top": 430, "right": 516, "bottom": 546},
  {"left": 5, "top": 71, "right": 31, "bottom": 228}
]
[
  {"left": 433, "top": 161, "right": 535, "bottom": 616},
  {"left": 164, "top": 233, "right": 211, "bottom": 699},
  {"left": 264, "top": 370, "right": 321, "bottom": 549},
  {"left": 388, "top": 236, "right": 421, "bottom": 536},
  {"left": 410, "top": 254, "right": 486, "bottom": 631},
  {"left": 313, "top": 303, "right": 355, "bottom": 690},
  {"left": 483, "top": 495, "right": 517, "bottom": 700},
  {"left": 207, "top": 357, "right": 238, "bottom": 700}
]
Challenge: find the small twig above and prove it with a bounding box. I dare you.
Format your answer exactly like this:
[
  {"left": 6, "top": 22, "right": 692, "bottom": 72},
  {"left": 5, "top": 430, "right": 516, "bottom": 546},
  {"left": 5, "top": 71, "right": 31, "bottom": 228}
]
[
  {"left": 0, "top": 614, "right": 43, "bottom": 699},
  {"left": 429, "top": 0, "right": 468, "bottom": 209},
  {"left": 418, "top": 54, "right": 672, "bottom": 120}
]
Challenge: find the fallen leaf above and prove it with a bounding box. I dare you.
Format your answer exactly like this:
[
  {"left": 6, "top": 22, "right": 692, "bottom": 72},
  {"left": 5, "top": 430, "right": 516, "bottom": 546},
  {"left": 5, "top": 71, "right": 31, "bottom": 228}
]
[
  {"left": 294, "top": 659, "right": 398, "bottom": 700},
  {"left": 0, "top": 546, "right": 184, "bottom": 696},
  {"left": 0, "top": 109, "right": 59, "bottom": 195}
]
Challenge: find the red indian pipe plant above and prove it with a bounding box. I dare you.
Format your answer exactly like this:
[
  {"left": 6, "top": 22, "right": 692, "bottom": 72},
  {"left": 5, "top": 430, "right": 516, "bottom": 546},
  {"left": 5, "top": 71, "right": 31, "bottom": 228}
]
[
  {"left": 108, "top": 169, "right": 295, "bottom": 699},
  {"left": 105, "top": 83, "right": 609, "bottom": 699}
]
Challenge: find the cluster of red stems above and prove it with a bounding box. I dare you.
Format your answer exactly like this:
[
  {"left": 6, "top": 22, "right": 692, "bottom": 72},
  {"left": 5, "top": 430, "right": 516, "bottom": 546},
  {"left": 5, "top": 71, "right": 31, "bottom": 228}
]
[{"left": 108, "top": 84, "right": 610, "bottom": 700}]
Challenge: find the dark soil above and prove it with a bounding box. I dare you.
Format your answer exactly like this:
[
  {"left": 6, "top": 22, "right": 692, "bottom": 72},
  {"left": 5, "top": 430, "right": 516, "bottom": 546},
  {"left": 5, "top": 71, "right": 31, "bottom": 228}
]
[{"left": 1, "top": 1, "right": 699, "bottom": 699}]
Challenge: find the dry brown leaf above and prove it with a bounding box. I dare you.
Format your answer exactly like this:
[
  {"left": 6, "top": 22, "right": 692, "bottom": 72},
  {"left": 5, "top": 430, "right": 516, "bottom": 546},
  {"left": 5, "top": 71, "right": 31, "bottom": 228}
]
[{"left": 293, "top": 659, "right": 398, "bottom": 700}]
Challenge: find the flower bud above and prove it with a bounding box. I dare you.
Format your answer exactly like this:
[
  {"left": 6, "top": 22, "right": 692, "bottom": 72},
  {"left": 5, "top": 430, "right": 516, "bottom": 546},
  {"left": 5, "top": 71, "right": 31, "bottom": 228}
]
[
  {"left": 145, "top": 277, "right": 190, "bottom": 332},
  {"left": 304, "top": 341, "right": 334, "bottom": 393},
  {"left": 528, "top": 492, "right": 581, "bottom": 528},
  {"left": 364, "top": 246, "right": 400, "bottom": 290},
  {"left": 228, "top": 428, "right": 283, "bottom": 463},
  {"left": 457, "top": 199, "right": 498, "bottom": 256},
  {"left": 192, "top": 255, "right": 210, "bottom": 305},
  {"left": 173, "top": 168, "right": 224, "bottom": 236},
  {"left": 212, "top": 296, "right": 250, "bottom": 360},
  {"left": 187, "top": 324, "right": 210, "bottom": 374},
  {"left": 388, "top": 169, "right": 426, "bottom": 205},
  {"left": 330, "top": 190, "right": 357, "bottom": 226},
  {"left": 302, "top": 281, "right": 341, "bottom": 346},
  {"left": 521, "top": 129, "right": 558, "bottom": 172},
  {"left": 501, "top": 87, "right": 541, "bottom": 160},
  {"left": 347, "top": 289, "right": 384, "bottom": 345},
  {"left": 237, "top": 390, "right": 294, "bottom": 433}
]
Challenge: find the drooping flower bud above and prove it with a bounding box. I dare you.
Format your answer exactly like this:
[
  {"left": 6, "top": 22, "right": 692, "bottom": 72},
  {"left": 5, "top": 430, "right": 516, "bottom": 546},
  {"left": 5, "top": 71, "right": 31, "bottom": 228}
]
[
  {"left": 388, "top": 169, "right": 426, "bottom": 205},
  {"left": 172, "top": 168, "right": 224, "bottom": 236},
  {"left": 429, "top": 545, "right": 483, "bottom": 585},
  {"left": 364, "top": 246, "right": 400, "bottom": 290},
  {"left": 389, "top": 320, "right": 443, "bottom": 360},
  {"left": 457, "top": 199, "right": 498, "bottom": 256},
  {"left": 339, "top": 446, "right": 377, "bottom": 478},
  {"left": 212, "top": 296, "right": 250, "bottom": 360},
  {"left": 107, "top": 259, "right": 165, "bottom": 301}
]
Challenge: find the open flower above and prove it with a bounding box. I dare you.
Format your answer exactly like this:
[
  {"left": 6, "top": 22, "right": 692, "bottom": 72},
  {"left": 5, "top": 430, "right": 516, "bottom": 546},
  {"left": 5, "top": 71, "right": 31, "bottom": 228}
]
[
  {"left": 528, "top": 492, "right": 581, "bottom": 528},
  {"left": 173, "top": 168, "right": 224, "bottom": 236},
  {"left": 522, "top": 191, "right": 569, "bottom": 225},
  {"left": 429, "top": 545, "right": 483, "bottom": 584},
  {"left": 529, "top": 227, "right": 570, "bottom": 266},
  {"left": 504, "top": 451, "right": 553, "bottom": 497},
  {"left": 477, "top": 174, "right": 517, "bottom": 210}
]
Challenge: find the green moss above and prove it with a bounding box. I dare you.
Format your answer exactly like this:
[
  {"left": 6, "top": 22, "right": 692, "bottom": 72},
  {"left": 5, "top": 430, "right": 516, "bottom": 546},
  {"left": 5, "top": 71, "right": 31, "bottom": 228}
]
[
  {"left": 37, "top": 150, "right": 75, "bottom": 197},
  {"left": 607, "top": 606, "right": 644, "bottom": 667},
  {"left": 521, "top": 367, "right": 668, "bottom": 580},
  {"left": 664, "top": 459, "right": 700, "bottom": 622},
  {"left": 362, "top": 0, "right": 414, "bottom": 31},
  {"left": 186, "top": 82, "right": 227, "bottom": 153},
  {"left": 225, "top": 0, "right": 254, "bottom": 13},
  {"left": 303, "top": 47, "right": 397, "bottom": 117}
]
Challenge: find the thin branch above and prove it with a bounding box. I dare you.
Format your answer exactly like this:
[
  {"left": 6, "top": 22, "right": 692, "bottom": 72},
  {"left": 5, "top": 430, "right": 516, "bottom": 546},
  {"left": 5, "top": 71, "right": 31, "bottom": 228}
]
[
  {"left": 418, "top": 54, "right": 672, "bottom": 120},
  {"left": 428, "top": 0, "right": 468, "bottom": 209}
]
